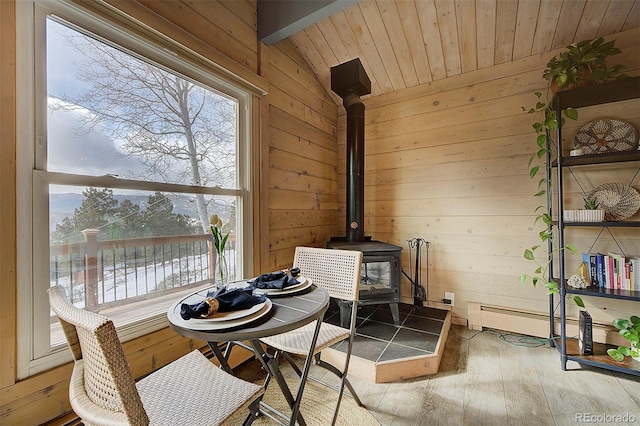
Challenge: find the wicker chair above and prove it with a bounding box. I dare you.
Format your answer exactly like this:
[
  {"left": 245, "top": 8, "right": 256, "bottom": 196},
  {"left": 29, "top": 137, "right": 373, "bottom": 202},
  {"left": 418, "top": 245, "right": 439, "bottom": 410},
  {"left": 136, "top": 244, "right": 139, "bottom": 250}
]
[
  {"left": 260, "top": 246, "right": 364, "bottom": 425},
  {"left": 48, "top": 286, "right": 264, "bottom": 426}
]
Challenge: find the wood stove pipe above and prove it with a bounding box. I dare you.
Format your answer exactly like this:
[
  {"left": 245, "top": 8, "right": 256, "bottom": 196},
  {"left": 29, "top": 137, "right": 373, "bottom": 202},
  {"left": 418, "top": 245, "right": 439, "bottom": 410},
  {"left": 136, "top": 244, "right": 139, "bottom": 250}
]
[
  {"left": 344, "top": 94, "right": 365, "bottom": 242},
  {"left": 330, "top": 59, "right": 371, "bottom": 242}
]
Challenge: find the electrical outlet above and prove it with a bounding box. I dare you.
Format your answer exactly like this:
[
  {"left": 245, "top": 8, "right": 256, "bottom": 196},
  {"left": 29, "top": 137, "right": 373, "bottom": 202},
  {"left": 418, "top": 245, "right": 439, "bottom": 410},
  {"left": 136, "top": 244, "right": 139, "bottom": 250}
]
[{"left": 444, "top": 292, "right": 454, "bottom": 307}]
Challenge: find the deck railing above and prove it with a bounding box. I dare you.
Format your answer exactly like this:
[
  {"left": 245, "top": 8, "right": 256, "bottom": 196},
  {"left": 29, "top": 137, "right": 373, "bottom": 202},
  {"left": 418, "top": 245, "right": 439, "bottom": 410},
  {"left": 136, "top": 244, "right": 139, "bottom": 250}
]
[{"left": 50, "top": 229, "right": 236, "bottom": 310}]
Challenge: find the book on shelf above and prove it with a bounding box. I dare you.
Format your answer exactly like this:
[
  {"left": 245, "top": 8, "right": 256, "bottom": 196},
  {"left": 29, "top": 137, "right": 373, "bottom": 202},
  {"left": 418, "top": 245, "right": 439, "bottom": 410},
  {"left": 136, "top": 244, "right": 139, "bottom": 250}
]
[
  {"left": 610, "top": 252, "right": 626, "bottom": 290},
  {"left": 580, "top": 252, "right": 637, "bottom": 291},
  {"left": 631, "top": 257, "right": 640, "bottom": 291},
  {"left": 581, "top": 253, "right": 598, "bottom": 287},
  {"left": 607, "top": 255, "right": 615, "bottom": 289},
  {"left": 595, "top": 253, "right": 605, "bottom": 288}
]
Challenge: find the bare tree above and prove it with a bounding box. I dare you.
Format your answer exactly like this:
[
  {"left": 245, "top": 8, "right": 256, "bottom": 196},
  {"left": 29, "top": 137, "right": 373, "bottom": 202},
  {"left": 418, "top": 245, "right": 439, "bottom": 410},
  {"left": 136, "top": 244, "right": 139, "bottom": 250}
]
[{"left": 51, "top": 26, "right": 236, "bottom": 232}]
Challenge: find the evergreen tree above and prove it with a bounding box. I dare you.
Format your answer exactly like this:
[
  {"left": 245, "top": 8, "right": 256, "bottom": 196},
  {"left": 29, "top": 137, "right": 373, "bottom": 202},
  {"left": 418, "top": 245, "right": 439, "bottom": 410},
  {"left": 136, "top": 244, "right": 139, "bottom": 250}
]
[
  {"left": 115, "top": 199, "right": 143, "bottom": 239},
  {"left": 142, "top": 192, "right": 198, "bottom": 237},
  {"left": 55, "top": 188, "right": 118, "bottom": 243},
  {"left": 53, "top": 190, "right": 198, "bottom": 243}
]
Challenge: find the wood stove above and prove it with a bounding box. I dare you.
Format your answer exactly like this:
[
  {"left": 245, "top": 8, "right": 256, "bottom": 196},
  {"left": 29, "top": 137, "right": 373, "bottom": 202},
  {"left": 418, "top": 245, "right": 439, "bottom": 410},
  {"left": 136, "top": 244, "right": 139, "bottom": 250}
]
[
  {"left": 327, "top": 238, "right": 402, "bottom": 326},
  {"left": 327, "top": 59, "right": 402, "bottom": 326}
]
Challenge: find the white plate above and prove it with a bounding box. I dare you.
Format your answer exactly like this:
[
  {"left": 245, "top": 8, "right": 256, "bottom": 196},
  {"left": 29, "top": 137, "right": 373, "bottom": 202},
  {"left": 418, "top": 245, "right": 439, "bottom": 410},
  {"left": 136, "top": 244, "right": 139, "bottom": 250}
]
[
  {"left": 191, "top": 300, "right": 267, "bottom": 322},
  {"left": 253, "top": 275, "right": 307, "bottom": 294},
  {"left": 171, "top": 299, "right": 272, "bottom": 331},
  {"left": 260, "top": 278, "right": 313, "bottom": 297}
]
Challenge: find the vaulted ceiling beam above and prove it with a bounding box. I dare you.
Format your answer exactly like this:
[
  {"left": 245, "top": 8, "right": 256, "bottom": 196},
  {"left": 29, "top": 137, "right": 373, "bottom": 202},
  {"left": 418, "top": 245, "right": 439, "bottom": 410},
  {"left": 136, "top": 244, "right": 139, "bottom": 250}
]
[{"left": 258, "top": 0, "right": 358, "bottom": 45}]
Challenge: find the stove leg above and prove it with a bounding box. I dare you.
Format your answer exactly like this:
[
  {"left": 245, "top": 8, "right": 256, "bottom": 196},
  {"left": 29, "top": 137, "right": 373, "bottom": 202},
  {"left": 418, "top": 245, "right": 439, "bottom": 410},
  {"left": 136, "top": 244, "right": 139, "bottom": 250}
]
[
  {"left": 390, "top": 303, "right": 400, "bottom": 326},
  {"left": 337, "top": 300, "right": 352, "bottom": 329}
]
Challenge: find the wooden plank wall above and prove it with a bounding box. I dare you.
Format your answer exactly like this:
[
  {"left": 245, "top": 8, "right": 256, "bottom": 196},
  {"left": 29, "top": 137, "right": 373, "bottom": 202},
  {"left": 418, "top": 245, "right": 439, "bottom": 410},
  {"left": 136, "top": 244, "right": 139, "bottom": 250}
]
[
  {"left": 336, "top": 28, "right": 640, "bottom": 325},
  {"left": 0, "top": 0, "right": 337, "bottom": 423},
  {"left": 266, "top": 38, "right": 340, "bottom": 269},
  {"left": 0, "top": 0, "right": 17, "bottom": 394}
]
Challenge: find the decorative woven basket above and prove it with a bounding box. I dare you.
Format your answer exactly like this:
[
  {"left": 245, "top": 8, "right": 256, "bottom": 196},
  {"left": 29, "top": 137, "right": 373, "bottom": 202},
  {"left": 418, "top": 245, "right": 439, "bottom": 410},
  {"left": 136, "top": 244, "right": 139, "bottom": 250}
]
[
  {"left": 588, "top": 183, "right": 640, "bottom": 221},
  {"left": 574, "top": 119, "right": 638, "bottom": 154}
]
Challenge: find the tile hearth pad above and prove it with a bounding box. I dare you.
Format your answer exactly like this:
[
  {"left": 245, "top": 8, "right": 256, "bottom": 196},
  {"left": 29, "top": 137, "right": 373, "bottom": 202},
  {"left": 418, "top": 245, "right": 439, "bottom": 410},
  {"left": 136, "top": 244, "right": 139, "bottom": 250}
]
[{"left": 324, "top": 302, "right": 449, "bottom": 365}]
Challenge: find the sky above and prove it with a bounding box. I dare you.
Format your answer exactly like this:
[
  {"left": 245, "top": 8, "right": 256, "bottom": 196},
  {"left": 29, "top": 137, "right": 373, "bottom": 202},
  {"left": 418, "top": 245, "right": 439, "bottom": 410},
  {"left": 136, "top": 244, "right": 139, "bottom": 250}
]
[
  {"left": 46, "top": 18, "right": 147, "bottom": 179},
  {"left": 47, "top": 98, "right": 145, "bottom": 178}
]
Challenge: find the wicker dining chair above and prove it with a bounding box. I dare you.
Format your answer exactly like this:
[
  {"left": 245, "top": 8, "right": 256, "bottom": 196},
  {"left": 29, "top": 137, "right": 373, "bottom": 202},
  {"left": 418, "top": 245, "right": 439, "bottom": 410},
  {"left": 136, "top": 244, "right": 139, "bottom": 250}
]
[
  {"left": 48, "top": 285, "right": 264, "bottom": 426},
  {"left": 260, "top": 246, "right": 364, "bottom": 425}
]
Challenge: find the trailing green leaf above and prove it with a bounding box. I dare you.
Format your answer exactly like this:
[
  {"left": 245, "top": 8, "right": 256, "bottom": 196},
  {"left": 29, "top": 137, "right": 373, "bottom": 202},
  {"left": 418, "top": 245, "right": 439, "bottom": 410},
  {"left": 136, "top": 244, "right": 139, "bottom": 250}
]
[
  {"left": 607, "top": 315, "right": 640, "bottom": 363},
  {"left": 524, "top": 249, "right": 535, "bottom": 261},
  {"left": 607, "top": 348, "right": 624, "bottom": 362},
  {"left": 530, "top": 165, "right": 540, "bottom": 179},
  {"left": 545, "top": 117, "right": 558, "bottom": 130},
  {"left": 564, "top": 107, "right": 578, "bottom": 120},
  {"left": 544, "top": 281, "right": 559, "bottom": 295},
  {"left": 612, "top": 318, "right": 629, "bottom": 330}
]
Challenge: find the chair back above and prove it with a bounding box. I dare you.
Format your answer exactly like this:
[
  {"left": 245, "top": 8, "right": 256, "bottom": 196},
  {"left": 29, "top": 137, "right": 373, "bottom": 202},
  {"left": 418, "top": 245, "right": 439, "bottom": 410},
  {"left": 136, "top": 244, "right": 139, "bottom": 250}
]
[
  {"left": 293, "top": 247, "right": 362, "bottom": 302},
  {"left": 48, "top": 286, "right": 149, "bottom": 425}
]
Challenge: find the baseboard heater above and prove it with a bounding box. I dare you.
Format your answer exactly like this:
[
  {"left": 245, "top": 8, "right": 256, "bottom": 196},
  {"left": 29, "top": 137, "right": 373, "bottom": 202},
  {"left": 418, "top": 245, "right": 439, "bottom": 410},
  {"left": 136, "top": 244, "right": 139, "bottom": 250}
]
[{"left": 467, "top": 302, "right": 624, "bottom": 346}]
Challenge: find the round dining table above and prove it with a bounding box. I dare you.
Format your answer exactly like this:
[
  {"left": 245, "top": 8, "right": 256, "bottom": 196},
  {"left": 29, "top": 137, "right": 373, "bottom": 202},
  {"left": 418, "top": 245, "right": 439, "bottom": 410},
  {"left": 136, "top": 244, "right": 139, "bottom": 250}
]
[{"left": 167, "top": 280, "right": 330, "bottom": 426}]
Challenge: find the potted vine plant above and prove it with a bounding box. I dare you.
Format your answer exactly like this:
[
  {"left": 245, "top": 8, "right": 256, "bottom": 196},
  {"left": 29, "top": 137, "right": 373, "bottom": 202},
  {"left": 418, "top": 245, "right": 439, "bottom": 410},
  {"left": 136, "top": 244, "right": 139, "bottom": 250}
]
[
  {"left": 543, "top": 37, "right": 627, "bottom": 93},
  {"left": 524, "top": 37, "right": 628, "bottom": 172},
  {"left": 607, "top": 316, "right": 640, "bottom": 363},
  {"left": 520, "top": 37, "right": 628, "bottom": 297},
  {"left": 524, "top": 37, "right": 628, "bottom": 167}
]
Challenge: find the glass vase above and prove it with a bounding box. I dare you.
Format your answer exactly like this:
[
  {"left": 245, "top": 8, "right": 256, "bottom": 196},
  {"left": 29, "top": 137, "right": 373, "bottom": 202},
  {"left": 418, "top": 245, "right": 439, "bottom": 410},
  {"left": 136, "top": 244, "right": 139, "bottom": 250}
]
[{"left": 216, "top": 252, "right": 229, "bottom": 289}]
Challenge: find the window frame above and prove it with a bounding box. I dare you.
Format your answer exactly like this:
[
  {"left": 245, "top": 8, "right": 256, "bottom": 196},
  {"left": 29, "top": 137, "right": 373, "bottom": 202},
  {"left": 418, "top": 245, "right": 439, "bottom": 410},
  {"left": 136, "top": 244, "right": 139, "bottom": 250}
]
[{"left": 16, "top": 0, "right": 258, "bottom": 378}]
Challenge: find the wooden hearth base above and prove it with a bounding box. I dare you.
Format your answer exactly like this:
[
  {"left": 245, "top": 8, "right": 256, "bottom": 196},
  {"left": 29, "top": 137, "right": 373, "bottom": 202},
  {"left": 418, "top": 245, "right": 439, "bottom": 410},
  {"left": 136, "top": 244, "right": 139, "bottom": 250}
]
[{"left": 321, "top": 303, "right": 451, "bottom": 383}]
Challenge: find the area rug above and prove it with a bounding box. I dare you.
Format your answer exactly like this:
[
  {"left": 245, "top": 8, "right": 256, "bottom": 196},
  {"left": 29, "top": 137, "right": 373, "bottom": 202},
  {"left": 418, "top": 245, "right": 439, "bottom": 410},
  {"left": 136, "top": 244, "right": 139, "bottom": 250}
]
[{"left": 227, "top": 379, "right": 379, "bottom": 425}]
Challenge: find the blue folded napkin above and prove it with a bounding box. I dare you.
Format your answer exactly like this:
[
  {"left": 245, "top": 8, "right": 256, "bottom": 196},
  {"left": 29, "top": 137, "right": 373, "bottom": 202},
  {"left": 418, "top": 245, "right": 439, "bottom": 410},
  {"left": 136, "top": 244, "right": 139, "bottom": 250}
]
[
  {"left": 249, "top": 271, "right": 299, "bottom": 290},
  {"left": 180, "top": 286, "right": 266, "bottom": 320}
]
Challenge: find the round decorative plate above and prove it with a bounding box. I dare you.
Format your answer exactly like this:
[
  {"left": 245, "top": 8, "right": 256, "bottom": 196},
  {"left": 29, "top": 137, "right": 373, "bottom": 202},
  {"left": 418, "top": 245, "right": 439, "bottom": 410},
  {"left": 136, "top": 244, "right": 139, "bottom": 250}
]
[
  {"left": 191, "top": 300, "right": 267, "bottom": 322},
  {"left": 169, "top": 299, "right": 273, "bottom": 331},
  {"left": 587, "top": 183, "right": 640, "bottom": 221},
  {"left": 574, "top": 119, "right": 638, "bottom": 154},
  {"left": 258, "top": 279, "right": 314, "bottom": 297},
  {"left": 253, "top": 276, "right": 307, "bottom": 295}
]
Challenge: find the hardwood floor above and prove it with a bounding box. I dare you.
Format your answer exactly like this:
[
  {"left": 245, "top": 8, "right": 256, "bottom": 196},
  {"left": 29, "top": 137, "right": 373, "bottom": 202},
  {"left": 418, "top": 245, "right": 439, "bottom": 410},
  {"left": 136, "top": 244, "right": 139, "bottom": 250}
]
[{"left": 237, "top": 325, "right": 640, "bottom": 425}]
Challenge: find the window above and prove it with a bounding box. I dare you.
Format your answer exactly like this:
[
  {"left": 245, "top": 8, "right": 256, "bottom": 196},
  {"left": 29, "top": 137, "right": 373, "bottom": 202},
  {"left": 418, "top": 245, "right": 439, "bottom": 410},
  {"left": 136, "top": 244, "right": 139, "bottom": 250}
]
[{"left": 17, "top": 1, "right": 255, "bottom": 377}]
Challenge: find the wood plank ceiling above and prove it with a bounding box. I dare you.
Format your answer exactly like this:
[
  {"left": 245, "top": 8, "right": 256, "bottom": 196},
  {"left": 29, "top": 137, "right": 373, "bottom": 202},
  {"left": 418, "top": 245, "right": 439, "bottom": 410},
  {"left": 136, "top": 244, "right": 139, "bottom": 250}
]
[{"left": 285, "top": 0, "right": 640, "bottom": 103}]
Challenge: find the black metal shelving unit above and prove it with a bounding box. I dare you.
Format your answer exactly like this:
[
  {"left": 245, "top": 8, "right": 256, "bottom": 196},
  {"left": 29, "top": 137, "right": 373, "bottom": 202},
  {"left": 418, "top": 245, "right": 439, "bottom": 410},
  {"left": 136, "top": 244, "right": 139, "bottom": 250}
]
[
  {"left": 547, "top": 76, "right": 640, "bottom": 377},
  {"left": 565, "top": 284, "right": 640, "bottom": 302}
]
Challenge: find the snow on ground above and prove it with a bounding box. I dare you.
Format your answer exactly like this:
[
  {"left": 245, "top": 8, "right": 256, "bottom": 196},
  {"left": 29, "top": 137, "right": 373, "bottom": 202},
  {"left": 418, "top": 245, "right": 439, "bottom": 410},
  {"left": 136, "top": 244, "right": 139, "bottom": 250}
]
[{"left": 53, "top": 249, "right": 237, "bottom": 308}]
